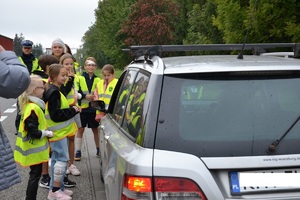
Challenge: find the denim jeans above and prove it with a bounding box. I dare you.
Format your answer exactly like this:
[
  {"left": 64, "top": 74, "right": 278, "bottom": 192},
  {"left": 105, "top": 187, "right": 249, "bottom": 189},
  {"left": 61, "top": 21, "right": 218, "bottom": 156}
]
[{"left": 49, "top": 137, "right": 69, "bottom": 190}]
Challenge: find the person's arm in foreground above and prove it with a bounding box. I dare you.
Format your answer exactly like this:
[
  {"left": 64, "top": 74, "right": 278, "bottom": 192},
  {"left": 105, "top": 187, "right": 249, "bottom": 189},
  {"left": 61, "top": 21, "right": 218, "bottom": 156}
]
[{"left": 0, "top": 45, "right": 30, "bottom": 98}]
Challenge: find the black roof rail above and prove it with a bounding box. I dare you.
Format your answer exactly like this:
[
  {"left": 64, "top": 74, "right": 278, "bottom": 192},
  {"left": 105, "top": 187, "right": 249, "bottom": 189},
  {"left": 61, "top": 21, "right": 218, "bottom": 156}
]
[{"left": 122, "top": 43, "right": 300, "bottom": 58}]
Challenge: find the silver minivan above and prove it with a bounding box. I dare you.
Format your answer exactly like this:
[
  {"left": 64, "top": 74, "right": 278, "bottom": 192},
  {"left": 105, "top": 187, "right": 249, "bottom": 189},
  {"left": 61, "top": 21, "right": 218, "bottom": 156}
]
[{"left": 95, "top": 44, "right": 300, "bottom": 200}]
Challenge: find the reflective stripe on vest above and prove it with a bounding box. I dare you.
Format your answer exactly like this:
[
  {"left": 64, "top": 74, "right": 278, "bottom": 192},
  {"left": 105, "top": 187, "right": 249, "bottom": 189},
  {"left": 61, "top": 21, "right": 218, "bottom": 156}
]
[
  {"left": 45, "top": 114, "right": 75, "bottom": 131},
  {"left": 15, "top": 142, "right": 49, "bottom": 156}
]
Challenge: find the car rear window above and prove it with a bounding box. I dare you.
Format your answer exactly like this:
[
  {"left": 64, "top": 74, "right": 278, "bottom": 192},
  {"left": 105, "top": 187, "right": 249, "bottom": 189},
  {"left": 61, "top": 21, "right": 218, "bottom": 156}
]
[{"left": 156, "top": 71, "right": 300, "bottom": 157}]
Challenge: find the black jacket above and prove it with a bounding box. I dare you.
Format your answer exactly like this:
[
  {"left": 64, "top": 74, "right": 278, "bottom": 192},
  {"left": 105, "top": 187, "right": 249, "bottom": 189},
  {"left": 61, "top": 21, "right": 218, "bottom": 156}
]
[{"left": 43, "top": 84, "right": 77, "bottom": 122}]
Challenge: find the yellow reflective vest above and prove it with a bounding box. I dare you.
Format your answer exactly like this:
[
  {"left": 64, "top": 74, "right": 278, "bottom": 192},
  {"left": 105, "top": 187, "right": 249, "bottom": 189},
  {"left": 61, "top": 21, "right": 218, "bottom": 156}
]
[
  {"left": 78, "top": 75, "right": 100, "bottom": 109},
  {"left": 96, "top": 78, "right": 118, "bottom": 115},
  {"left": 45, "top": 91, "right": 77, "bottom": 141},
  {"left": 64, "top": 75, "right": 81, "bottom": 106},
  {"left": 18, "top": 57, "right": 41, "bottom": 73},
  {"left": 14, "top": 103, "right": 49, "bottom": 167},
  {"left": 74, "top": 62, "right": 82, "bottom": 75}
]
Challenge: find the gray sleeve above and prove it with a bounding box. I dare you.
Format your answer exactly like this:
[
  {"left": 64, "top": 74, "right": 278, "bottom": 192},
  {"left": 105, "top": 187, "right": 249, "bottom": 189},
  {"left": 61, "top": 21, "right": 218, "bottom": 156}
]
[{"left": 0, "top": 51, "right": 30, "bottom": 99}]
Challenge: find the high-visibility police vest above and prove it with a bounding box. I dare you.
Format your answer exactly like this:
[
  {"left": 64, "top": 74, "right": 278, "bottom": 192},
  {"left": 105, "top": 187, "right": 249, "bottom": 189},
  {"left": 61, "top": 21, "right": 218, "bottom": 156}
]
[
  {"left": 18, "top": 57, "right": 41, "bottom": 73},
  {"left": 45, "top": 91, "right": 77, "bottom": 142},
  {"left": 14, "top": 103, "right": 49, "bottom": 167},
  {"left": 78, "top": 76, "right": 100, "bottom": 109},
  {"left": 96, "top": 78, "right": 118, "bottom": 115}
]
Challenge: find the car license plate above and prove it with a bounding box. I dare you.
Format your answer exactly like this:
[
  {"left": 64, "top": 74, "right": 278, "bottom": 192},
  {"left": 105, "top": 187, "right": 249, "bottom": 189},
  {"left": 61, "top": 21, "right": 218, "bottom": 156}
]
[{"left": 229, "top": 169, "right": 300, "bottom": 195}]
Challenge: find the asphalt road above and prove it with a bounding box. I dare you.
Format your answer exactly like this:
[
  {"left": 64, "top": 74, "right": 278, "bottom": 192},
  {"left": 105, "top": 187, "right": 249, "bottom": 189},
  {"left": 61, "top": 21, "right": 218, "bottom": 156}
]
[{"left": 0, "top": 97, "right": 106, "bottom": 200}]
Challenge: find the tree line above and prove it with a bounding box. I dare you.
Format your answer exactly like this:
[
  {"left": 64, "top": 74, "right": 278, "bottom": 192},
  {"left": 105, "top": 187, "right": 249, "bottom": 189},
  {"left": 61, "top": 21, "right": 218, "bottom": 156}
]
[
  {"left": 14, "top": 0, "right": 300, "bottom": 70},
  {"left": 82, "top": 0, "right": 299, "bottom": 69}
]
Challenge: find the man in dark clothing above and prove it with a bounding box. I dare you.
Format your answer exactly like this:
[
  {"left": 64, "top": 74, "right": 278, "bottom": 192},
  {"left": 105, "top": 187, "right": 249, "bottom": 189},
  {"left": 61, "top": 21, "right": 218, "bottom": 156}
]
[
  {"left": 15, "top": 40, "right": 41, "bottom": 134},
  {"left": 18, "top": 40, "right": 40, "bottom": 73}
]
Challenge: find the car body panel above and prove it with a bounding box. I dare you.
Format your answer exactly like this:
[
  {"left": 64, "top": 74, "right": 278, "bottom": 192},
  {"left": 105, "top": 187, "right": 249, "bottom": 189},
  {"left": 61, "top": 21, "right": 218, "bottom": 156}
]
[
  {"left": 99, "top": 115, "right": 153, "bottom": 200},
  {"left": 98, "top": 50, "right": 300, "bottom": 200},
  {"left": 202, "top": 154, "right": 300, "bottom": 169}
]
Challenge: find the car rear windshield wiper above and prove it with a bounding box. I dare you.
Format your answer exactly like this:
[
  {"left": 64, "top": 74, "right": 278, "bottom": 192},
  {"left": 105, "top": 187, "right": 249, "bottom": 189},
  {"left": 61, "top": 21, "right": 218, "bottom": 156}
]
[{"left": 267, "top": 115, "right": 300, "bottom": 154}]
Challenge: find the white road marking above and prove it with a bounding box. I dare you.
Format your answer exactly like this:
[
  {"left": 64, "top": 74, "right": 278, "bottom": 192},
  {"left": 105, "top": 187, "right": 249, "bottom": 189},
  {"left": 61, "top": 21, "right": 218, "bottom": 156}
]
[
  {"left": 0, "top": 116, "right": 7, "bottom": 122},
  {"left": 4, "top": 108, "right": 16, "bottom": 113},
  {"left": 0, "top": 104, "right": 17, "bottom": 122}
]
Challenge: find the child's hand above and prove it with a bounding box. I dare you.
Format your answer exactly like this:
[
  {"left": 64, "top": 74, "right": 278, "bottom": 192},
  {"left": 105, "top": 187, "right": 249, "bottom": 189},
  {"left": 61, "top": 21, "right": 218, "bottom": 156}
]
[
  {"left": 73, "top": 105, "right": 80, "bottom": 113},
  {"left": 68, "top": 70, "right": 75, "bottom": 77},
  {"left": 41, "top": 130, "right": 54, "bottom": 138},
  {"left": 86, "top": 94, "right": 94, "bottom": 102},
  {"left": 46, "top": 131, "right": 54, "bottom": 138}
]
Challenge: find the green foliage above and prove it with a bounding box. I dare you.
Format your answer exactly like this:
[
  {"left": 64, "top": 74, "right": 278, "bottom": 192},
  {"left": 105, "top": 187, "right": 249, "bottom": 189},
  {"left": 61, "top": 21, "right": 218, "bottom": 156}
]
[
  {"left": 81, "top": 0, "right": 299, "bottom": 67},
  {"left": 82, "top": 0, "right": 136, "bottom": 69},
  {"left": 32, "top": 43, "right": 43, "bottom": 58},
  {"left": 285, "top": 22, "right": 300, "bottom": 42},
  {"left": 211, "top": 0, "right": 300, "bottom": 44},
  {"left": 13, "top": 33, "right": 24, "bottom": 56},
  {"left": 249, "top": 0, "right": 298, "bottom": 43},
  {"left": 212, "top": 0, "right": 247, "bottom": 43},
  {"left": 184, "top": 1, "right": 223, "bottom": 45}
]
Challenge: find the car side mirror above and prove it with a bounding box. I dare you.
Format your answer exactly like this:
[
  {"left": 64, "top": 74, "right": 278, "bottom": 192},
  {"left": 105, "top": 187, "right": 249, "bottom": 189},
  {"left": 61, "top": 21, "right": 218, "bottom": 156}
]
[{"left": 91, "top": 100, "right": 107, "bottom": 112}]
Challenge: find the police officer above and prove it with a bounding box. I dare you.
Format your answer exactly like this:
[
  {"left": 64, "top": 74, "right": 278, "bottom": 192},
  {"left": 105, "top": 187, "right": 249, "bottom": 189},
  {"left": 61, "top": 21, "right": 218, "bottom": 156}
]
[
  {"left": 15, "top": 40, "right": 40, "bottom": 135},
  {"left": 19, "top": 40, "right": 39, "bottom": 74}
]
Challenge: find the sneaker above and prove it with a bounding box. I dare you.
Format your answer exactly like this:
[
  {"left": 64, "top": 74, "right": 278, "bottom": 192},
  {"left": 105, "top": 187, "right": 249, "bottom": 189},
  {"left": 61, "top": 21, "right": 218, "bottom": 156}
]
[
  {"left": 66, "top": 168, "right": 70, "bottom": 175},
  {"left": 68, "top": 164, "right": 80, "bottom": 176},
  {"left": 74, "top": 150, "right": 81, "bottom": 161},
  {"left": 64, "top": 176, "right": 76, "bottom": 188},
  {"left": 62, "top": 189, "right": 73, "bottom": 196},
  {"left": 47, "top": 190, "right": 72, "bottom": 200},
  {"left": 96, "top": 148, "right": 100, "bottom": 158},
  {"left": 39, "top": 176, "right": 50, "bottom": 189}
]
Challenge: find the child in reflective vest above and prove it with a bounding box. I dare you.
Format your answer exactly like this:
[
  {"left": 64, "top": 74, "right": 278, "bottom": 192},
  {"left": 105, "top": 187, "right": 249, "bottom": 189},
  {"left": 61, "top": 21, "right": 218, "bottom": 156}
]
[
  {"left": 60, "top": 53, "right": 81, "bottom": 176},
  {"left": 14, "top": 75, "right": 53, "bottom": 200},
  {"left": 44, "top": 64, "right": 80, "bottom": 200}
]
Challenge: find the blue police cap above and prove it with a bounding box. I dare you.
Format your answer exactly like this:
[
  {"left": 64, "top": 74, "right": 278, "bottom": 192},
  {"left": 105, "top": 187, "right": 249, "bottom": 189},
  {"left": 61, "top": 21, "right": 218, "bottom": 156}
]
[{"left": 21, "top": 40, "right": 33, "bottom": 47}]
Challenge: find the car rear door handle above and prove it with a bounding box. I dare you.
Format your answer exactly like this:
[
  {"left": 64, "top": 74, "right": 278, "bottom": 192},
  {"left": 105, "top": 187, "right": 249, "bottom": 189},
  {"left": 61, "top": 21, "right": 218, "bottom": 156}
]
[
  {"left": 100, "top": 124, "right": 110, "bottom": 140},
  {"left": 104, "top": 135, "right": 110, "bottom": 140}
]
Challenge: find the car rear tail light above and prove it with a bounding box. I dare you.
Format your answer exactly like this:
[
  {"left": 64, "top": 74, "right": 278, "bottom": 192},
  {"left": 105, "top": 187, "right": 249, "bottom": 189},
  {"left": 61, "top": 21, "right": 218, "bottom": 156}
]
[
  {"left": 122, "top": 175, "right": 152, "bottom": 200},
  {"left": 122, "top": 174, "right": 207, "bottom": 200}
]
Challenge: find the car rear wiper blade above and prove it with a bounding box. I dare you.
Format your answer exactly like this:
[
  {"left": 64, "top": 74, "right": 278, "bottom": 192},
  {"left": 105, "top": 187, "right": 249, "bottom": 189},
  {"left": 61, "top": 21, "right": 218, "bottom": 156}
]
[{"left": 267, "top": 115, "right": 300, "bottom": 154}]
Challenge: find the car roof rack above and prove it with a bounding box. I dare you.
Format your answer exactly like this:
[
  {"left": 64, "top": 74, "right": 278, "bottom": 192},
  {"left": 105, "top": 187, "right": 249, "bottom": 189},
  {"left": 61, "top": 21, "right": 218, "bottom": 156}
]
[{"left": 122, "top": 43, "right": 300, "bottom": 59}]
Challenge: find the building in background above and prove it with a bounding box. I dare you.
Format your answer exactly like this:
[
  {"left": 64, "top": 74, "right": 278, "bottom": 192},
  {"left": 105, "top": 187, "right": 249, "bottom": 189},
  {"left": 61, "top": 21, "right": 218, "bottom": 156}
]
[{"left": 0, "top": 34, "right": 13, "bottom": 50}]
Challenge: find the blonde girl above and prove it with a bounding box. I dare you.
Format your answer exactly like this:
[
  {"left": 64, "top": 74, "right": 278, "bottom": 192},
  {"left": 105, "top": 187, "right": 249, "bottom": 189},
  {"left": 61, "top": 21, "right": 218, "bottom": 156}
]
[
  {"left": 60, "top": 53, "right": 81, "bottom": 176},
  {"left": 14, "top": 75, "right": 53, "bottom": 200}
]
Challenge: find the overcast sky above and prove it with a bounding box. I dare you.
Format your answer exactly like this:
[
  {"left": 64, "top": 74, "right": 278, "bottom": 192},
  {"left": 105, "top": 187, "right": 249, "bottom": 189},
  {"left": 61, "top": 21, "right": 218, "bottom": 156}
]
[{"left": 1, "top": 0, "right": 98, "bottom": 50}]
